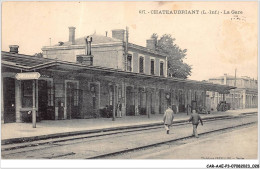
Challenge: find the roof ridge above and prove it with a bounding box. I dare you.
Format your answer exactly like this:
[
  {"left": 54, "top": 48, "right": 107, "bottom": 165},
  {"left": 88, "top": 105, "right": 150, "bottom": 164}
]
[
  {"left": 1, "top": 51, "right": 57, "bottom": 62},
  {"left": 53, "top": 34, "right": 121, "bottom": 46}
]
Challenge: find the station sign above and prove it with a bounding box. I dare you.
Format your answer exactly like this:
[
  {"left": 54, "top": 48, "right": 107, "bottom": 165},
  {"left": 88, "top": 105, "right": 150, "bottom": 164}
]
[{"left": 15, "top": 72, "right": 41, "bottom": 80}]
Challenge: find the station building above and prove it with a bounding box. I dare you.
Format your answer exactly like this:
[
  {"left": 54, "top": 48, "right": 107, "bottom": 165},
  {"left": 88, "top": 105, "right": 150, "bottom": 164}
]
[{"left": 1, "top": 28, "right": 235, "bottom": 123}]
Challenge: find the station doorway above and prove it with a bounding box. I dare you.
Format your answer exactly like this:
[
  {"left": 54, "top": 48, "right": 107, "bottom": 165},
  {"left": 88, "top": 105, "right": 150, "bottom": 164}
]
[
  {"left": 126, "top": 86, "right": 135, "bottom": 116},
  {"left": 66, "top": 81, "right": 81, "bottom": 119},
  {"left": 3, "top": 77, "right": 16, "bottom": 123},
  {"left": 159, "top": 89, "right": 164, "bottom": 114},
  {"left": 38, "top": 80, "right": 55, "bottom": 120}
]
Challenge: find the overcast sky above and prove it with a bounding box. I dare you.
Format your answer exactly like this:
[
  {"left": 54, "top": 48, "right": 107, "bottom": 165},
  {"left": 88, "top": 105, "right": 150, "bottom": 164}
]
[{"left": 2, "top": 1, "right": 258, "bottom": 81}]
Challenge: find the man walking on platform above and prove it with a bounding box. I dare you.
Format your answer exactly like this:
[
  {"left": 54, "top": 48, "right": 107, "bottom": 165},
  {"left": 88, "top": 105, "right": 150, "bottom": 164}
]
[
  {"left": 163, "top": 106, "right": 174, "bottom": 134},
  {"left": 188, "top": 110, "right": 203, "bottom": 138}
]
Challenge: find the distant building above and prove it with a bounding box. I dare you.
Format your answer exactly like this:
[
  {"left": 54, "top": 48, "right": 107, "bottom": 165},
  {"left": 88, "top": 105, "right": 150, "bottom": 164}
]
[{"left": 206, "top": 74, "right": 258, "bottom": 110}]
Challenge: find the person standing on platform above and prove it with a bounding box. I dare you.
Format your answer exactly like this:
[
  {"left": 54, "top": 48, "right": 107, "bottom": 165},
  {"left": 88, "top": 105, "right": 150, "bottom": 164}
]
[
  {"left": 163, "top": 106, "right": 175, "bottom": 134},
  {"left": 117, "top": 101, "right": 122, "bottom": 118},
  {"left": 186, "top": 104, "right": 191, "bottom": 115},
  {"left": 188, "top": 110, "right": 203, "bottom": 138},
  {"left": 105, "top": 105, "right": 110, "bottom": 118}
]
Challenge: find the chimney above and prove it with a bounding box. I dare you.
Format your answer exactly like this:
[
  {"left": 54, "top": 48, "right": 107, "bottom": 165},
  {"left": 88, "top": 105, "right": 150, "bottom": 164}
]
[
  {"left": 76, "top": 55, "right": 93, "bottom": 66},
  {"left": 9, "top": 45, "right": 19, "bottom": 54},
  {"left": 76, "top": 36, "right": 93, "bottom": 66},
  {"left": 146, "top": 38, "right": 156, "bottom": 50},
  {"left": 68, "top": 27, "right": 76, "bottom": 45},
  {"left": 112, "top": 29, "right": 125, "bottom": 41},
  {"left": 85, "top": 36, "right": 93, "bottom": 55}
]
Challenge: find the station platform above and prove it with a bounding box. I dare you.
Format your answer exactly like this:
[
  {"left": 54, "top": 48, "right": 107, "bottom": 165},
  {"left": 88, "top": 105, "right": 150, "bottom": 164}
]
[{"left": 1, "top": 108, "right": 257, "bottom": 145}]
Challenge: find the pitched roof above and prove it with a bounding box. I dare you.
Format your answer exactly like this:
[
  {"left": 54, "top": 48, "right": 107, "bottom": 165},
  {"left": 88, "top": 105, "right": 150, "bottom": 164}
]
[
  {"left": 56, "top": 34, "right": 121, "bottom": 46},
  {"left": 2, "top": 51, "right": 236, "bottom": 93},
  {"left": 52, "top": 34, "right": 167, "bottom": 57},
  {"left": 1, "top": 51, "right": 57, "bottom": 69},
  {"left": 209, "top": 75, "right": 256, "bottom": 81}
]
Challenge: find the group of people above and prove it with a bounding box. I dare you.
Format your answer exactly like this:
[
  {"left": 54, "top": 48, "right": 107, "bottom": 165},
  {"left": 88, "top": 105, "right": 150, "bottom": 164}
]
[
  {"left": 104, "top": 101, "right": 122, "bottom": 118},
  {"left": 163, "top": 106, "right": 203, "bottom": 138}
]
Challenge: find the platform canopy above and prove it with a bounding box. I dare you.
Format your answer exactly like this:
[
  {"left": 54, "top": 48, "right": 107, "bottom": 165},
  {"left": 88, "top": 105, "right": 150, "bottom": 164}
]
[{"left": 1, "top": 51, "right": 236, "bottom": 94}]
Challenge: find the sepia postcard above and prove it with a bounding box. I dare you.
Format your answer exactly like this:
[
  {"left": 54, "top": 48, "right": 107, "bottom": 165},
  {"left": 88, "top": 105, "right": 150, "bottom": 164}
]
[{"left": 1, "top": 1, "right": 259, "bottom": 168}]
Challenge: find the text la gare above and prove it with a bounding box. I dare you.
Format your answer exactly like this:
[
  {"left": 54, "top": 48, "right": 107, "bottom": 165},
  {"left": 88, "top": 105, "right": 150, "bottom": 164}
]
[{"left": 224, "top": 10, "right": 243, "bottom": 14}]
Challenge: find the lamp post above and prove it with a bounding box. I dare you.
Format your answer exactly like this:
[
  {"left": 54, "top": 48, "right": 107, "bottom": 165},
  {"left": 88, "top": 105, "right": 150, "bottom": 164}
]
[
  {"left": 112, "top": 84, "right": 116, "bottom": 121},
  {"left": 90, "top": 85, "right": 96, "bottom": 117}
]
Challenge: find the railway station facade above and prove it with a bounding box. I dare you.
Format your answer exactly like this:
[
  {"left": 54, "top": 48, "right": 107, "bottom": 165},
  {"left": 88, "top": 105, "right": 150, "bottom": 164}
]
[
  {"left": 1, "top": 28, "right": 235, "bottom": 123},
  {"left": 206, "top": 74, "right": 258, "bottom": 110}
]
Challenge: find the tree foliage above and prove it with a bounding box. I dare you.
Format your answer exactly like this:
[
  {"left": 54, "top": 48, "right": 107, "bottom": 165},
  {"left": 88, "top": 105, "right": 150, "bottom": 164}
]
[{"left": 151, "top": 33, "right": 192, "bottom": 79}]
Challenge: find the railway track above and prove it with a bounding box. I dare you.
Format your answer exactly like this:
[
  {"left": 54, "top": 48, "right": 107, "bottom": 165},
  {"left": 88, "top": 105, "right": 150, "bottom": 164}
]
[
  {"left": 2, "top": 114, "right": 234, "bottom": 145},
  {"left": 1, "top": 113, "right": 257, "bottom": 159},
  {"left": 92, "top": 121, "right": 257, "bottom": 159},
  {"left": 1, "top": 113, "right": 252, "bottom": 151}
]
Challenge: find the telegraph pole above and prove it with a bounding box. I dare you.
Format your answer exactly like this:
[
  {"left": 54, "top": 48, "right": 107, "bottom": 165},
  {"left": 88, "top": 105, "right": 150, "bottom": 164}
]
[
  {"left": 233, "top": 68, "right": 237, "bottom": 109},
  {"left": 146, "top": 89, "right": 150, "bottom": 119},
  {"left": 234, "top": 68, "right": 237, "bottom": 87},
  {"left": 125, "top": 26, "right": 129, "bottom": 71},
  {"left": 32, "top": 79, "right": 36, "bottom": 128}
]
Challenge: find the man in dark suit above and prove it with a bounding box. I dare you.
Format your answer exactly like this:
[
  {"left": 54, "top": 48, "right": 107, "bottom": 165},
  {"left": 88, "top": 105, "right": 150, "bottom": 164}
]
[{"left": 188, "top": 110, "right": 203, "bottom": 138}]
